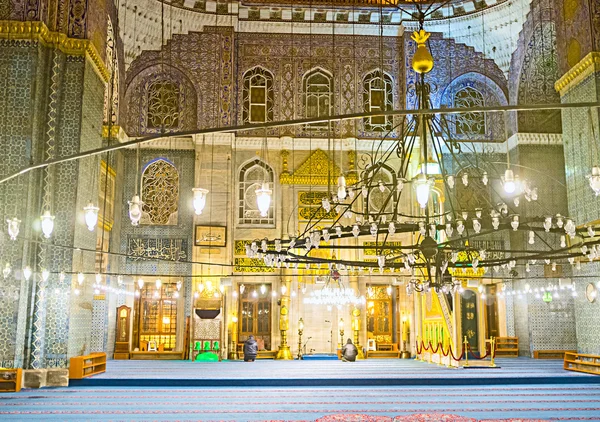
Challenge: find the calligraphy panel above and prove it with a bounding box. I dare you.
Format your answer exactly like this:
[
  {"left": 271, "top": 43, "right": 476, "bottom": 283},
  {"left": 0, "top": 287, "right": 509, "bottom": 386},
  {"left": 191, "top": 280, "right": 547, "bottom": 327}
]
[{"left": 127, "top": 238, "right": 188, "bottom": 261}]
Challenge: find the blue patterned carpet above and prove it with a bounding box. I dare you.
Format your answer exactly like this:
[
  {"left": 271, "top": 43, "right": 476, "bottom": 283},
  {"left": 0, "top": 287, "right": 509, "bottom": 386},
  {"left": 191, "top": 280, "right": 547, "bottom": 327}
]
[
  {"left": 2, "top": 359, "right": 600, "bottom": 421},
  {"left": 2, "top": 384, "right": 600, "bottom": 421}
]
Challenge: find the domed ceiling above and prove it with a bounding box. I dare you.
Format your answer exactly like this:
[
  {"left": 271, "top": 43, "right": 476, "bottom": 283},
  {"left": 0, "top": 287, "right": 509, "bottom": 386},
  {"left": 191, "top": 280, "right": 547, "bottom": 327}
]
[{"left": 118, "top": 0, "right": 532, "bottom": 72}]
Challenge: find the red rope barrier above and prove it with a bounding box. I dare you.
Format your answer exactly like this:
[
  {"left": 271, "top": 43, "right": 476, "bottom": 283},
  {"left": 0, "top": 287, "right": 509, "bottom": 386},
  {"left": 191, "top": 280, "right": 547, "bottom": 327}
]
[{"left": 466, "top": 343, "right": 490, "bottom": 360}]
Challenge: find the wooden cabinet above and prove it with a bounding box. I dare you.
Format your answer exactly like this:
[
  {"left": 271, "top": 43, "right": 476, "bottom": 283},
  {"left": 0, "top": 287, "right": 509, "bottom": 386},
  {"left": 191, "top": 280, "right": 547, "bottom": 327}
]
[
  {"left": 494, "top": 337, "right": 519, "bottom": 357},
  {"left": 69, "top": 352, "right": 107, "bottom": 379},
  {"left": 564, "top": 352, "right": 600, "bottom": 375},
  {"left": 0, "top": 368, "right": 22, "bottom": 392}
]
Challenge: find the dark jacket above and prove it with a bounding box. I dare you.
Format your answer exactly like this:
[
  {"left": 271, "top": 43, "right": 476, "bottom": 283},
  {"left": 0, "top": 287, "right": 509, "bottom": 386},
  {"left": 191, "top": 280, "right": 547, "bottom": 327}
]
[
  {"left": 244, "top": 337, "right": 258, "bottom": 357},
  {"left": 342, "top": 341, "right": 358, "bottom": 361}
]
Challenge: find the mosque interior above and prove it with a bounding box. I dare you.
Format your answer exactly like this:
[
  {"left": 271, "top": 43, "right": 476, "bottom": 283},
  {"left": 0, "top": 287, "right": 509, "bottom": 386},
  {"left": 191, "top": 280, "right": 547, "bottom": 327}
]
[{"left": 1, "top": 0, "right": 600, "bottom": 420}]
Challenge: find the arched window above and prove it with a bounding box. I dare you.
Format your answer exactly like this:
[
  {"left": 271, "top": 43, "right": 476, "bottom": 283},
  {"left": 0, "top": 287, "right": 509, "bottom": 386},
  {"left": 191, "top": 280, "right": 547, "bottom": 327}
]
[
  {"left": 365, "top": 163, "right": 397, "bottom": 216},
  {"left": 243, "top": 67, "right": 274, "bottom": 124},
  {"left": 141, "top": 159, "right": 179, "bottom": 225},
  {"left": 238, "top": 159, "right": 274, "bottom": 225},
  {"left": 454, "top": 87, "right": 485, "bottom": 136},
  {"left": 304, "top": 69, "right": 333, "bottom": 127},
  {"left": 147, "top": 81, "right": 180, "bottom": 129},
  {"left": 363, "top": 70, "right": 393, "bottom": 132}
]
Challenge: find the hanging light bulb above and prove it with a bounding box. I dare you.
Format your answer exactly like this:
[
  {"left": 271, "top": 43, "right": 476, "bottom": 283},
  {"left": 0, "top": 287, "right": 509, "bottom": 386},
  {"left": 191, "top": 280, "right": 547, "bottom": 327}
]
[
  {"left": 281, "top": 285, "right": 287, "bottom": 295},
  {"left": 255, "top": 183, "right": 272, "bottom": 217},
  {"left": 461, "top": 173, "right": 469, "bottom": 186},
  {"left": 511, "top": 215, "right": 519, "bottom": 231},
  {"left": 128, "top": 195, "right": 143, "bottom": 226},
  {"left": 414, "top": 172, "right": 431, "bottom": 208},
  {"left": 587, "top": 166, "right": 600, "bottom": 196},
  {"left": 352, "top": 224, "right": 360, "bottom": 237},
  {"left": 322, "top": 197, "right": 331, "bottom": 213},
  {"left": 137, "top": 278, "right": 144, "bottom": 289},
  {"left": 77, "top": 272, "right": 84, "bottom": 285},
  {"left": 481, "top": 171, "right": 489, "bottom": 186},
  {"left": 155, "top": 279, "right": 162, "bottom": 289},
  {"left": 40, "top": 210, "right": 55, "bottom": 238},
  {"left": 348, "top": 187, "right": 355, "bottom": 199},
  {"left": 447, "top": 175, "right": 455, "bottom": 189},
  {"left": 386, "top": 285, "right": 393, "bottom": 296},
  {"left": 503, "top": 169, "right": 516, "bottom": 194},
  {"left": 41, "top": 268, "right": 50, "bottom": 282},
  {"left": 6, "top": 217, "right": 20, "bottom": 240},
  {"left": 260, "top": 284, "right": 267, "bottom": 295},
  {"left": 192, "top": 187, "right": 209, "bottom": 215},
  {"left": 95, "top": 273, "right": 102, "bottom": 284},
  {"left": 117, "top": 275, "right": 124, "bottom": 286},
  {"left": 3, "top": 263, "right": 11, "bottom": 279},
  {"left": 337, "top": 175, "right": 347, "bottom": 200},
  {"left": 560, "top": 235, "right": 566, "bottom": 248},
  {"left": 23, "top": 266, "right": 32, "bottom": 281},
  {"left": 83, "top": 202, "right": 99, "bottom": 231},
  {"left": 528, "top": 231, "right": 535, "bottom": 245},
  {"left": 239, "top": 284, "right": 245, "bottom": 294}
]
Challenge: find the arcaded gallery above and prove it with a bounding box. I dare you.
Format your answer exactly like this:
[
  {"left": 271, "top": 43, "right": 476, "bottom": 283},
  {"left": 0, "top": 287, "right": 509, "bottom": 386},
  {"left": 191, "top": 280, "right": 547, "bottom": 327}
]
[{"left": 0, "top": 0, "right": 600, "bottom": 420}]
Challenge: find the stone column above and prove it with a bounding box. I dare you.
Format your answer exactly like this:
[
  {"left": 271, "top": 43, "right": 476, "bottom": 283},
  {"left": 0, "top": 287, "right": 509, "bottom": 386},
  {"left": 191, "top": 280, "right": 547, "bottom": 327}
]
[{"left": 275, "top": 270, "right": 293, "bottom": 360}]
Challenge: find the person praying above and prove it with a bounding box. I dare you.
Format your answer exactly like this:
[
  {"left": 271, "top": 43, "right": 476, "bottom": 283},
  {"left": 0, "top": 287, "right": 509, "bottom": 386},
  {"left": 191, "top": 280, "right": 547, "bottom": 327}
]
[
  {"left": 244, "top": 335, "right": 258, "bottom": 362},
  {"left": 342, "top": 338, "right": 358, "bottom": 362}
]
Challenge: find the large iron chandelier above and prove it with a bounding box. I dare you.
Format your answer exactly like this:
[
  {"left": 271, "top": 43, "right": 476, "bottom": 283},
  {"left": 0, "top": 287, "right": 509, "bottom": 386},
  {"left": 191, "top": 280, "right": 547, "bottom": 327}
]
[{"left": 246, "top": 15, "right": 600, "bottom": 295}]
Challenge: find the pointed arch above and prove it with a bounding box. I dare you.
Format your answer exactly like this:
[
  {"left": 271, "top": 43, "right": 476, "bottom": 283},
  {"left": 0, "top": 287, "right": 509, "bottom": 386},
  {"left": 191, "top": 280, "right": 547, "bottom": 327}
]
[
  {"left": 362, "top": 69, "right": 393, "bottom": 132},
  {"left": 238, "top": 158, "right": 275, "bottom": 226},
  {"left": 303, "top": 67, "right": 333, "bottom": 126},
  {"left": 141, "top": 158, "right": 179, "bottom": 225},
  {"left": 242, "top": 66, "right": 274, "bottom": 124}
]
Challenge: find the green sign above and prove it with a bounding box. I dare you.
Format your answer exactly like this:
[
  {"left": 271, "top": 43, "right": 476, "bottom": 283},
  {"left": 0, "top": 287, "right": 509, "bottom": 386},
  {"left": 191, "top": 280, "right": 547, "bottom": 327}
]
[{"left": 543, "top": 291, "right": 553, "bottom": 302}]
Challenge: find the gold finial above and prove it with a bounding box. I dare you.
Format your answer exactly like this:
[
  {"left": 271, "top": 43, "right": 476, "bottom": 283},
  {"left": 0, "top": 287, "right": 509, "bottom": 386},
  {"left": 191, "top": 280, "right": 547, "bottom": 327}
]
[
  {"left": 281, "top": 150, "right": 289, "bottom": 174},
  {"left": 411, "top": 29, "right": 434, "bottom": 74}
]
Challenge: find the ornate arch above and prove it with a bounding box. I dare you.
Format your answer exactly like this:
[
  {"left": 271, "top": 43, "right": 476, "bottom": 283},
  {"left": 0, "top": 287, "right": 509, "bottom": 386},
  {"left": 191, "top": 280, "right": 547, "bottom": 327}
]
[
  {"left": 362, "top": 69, "right": 394, "bottom": 133},
  {"left": 364, "top": 162, "right": 397, "bottom": 216},
  {"left": 302, "top": 67, "right": 333, "bottom": 126},
  {"left": 440, "top": 72, "right": 508, "bottom": 142},
  {"left": 140, "top": 158, "right": 180, "bottom": 225},
  {"left": 124, "top": 65, "right": 198, "bottom": 136},
  {"left": 242, "top": 66, "right": 275, "bottom": 124}
]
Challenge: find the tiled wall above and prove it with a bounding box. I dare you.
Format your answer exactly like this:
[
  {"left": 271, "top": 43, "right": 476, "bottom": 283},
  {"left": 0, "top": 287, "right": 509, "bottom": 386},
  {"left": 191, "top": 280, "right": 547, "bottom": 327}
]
[{"left": 561, "top": 68, "right": 600, "bottom": 354}]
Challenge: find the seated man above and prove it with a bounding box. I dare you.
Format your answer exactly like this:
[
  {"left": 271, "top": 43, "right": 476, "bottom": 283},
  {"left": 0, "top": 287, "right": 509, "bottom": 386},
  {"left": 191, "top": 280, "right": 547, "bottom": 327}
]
[
  {"left": 342, "top": 338, "right": 358, "bottom": 362},
  {"left": 243, "top": 335, "right": 258, "bottom": 362}
]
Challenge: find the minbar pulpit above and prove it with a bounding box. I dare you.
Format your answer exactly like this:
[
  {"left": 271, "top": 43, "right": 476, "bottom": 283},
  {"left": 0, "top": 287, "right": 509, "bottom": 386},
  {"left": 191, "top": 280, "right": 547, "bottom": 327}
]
[{"left": 114, "top": 305, "right": 131, "bottom": 359}]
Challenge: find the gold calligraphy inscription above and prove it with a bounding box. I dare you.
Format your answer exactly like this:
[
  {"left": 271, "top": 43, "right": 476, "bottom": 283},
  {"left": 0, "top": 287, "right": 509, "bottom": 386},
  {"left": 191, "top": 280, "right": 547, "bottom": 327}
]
[
  {"left": 127, "top": 238, "right": 187, "bottom": 261},
  {"left": 363, "top": 241, "right": 402, "bottom": 256}
]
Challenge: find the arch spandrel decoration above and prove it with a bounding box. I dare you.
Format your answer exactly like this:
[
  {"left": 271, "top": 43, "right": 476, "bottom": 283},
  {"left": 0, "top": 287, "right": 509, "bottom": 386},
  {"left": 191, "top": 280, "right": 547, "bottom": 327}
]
[
  {"left": 140, "top": 158, "right": 180, "bottom": 225},
  {"left": 280, "top": 149, "right": 358, "bottom": 186}
]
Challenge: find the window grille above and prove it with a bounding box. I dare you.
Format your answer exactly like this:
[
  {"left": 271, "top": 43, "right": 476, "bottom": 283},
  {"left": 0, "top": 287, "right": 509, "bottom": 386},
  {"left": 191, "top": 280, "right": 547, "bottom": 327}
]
[
  {"left": 304, "top": 69, "right": 333, "bottom": 127},
  {"left": 243, "top": 67, "right": 274, "bottom": 124},
  {"left": 454, "top": 87, "right": 485, "bottom": 136},
  {"left": 363, "top": 70, "right": 393, "bottom": 132},
  {"left": 147, "top": 81, "right": 180, "bottom": 129},
  {"left": 141, "top": 159, "right": 179, "bottom": 225}
]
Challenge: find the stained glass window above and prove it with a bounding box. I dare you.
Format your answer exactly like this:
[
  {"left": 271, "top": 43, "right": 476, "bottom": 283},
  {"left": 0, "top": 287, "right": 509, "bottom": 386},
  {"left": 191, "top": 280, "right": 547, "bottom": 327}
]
[
  {"left": 147, "top": 81, "right": 180, "bottom": 129},
  {"left": 454, "top": 87, "right": 485, "bottom": 136},
  {"left": 243, "top": 67, "right": 274, "bottom": 124},
  {"left": 304, "top": 69, "right": 333, "bottom": 127},
  {"left": 363, "top": 70, "right": 393, "bottom": 132},
  {"left": 238, "top": 159, "right": 274, "bottom": 225},
  {"left": 141, "top": 159, "right": 179, "bottom": 225}
]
